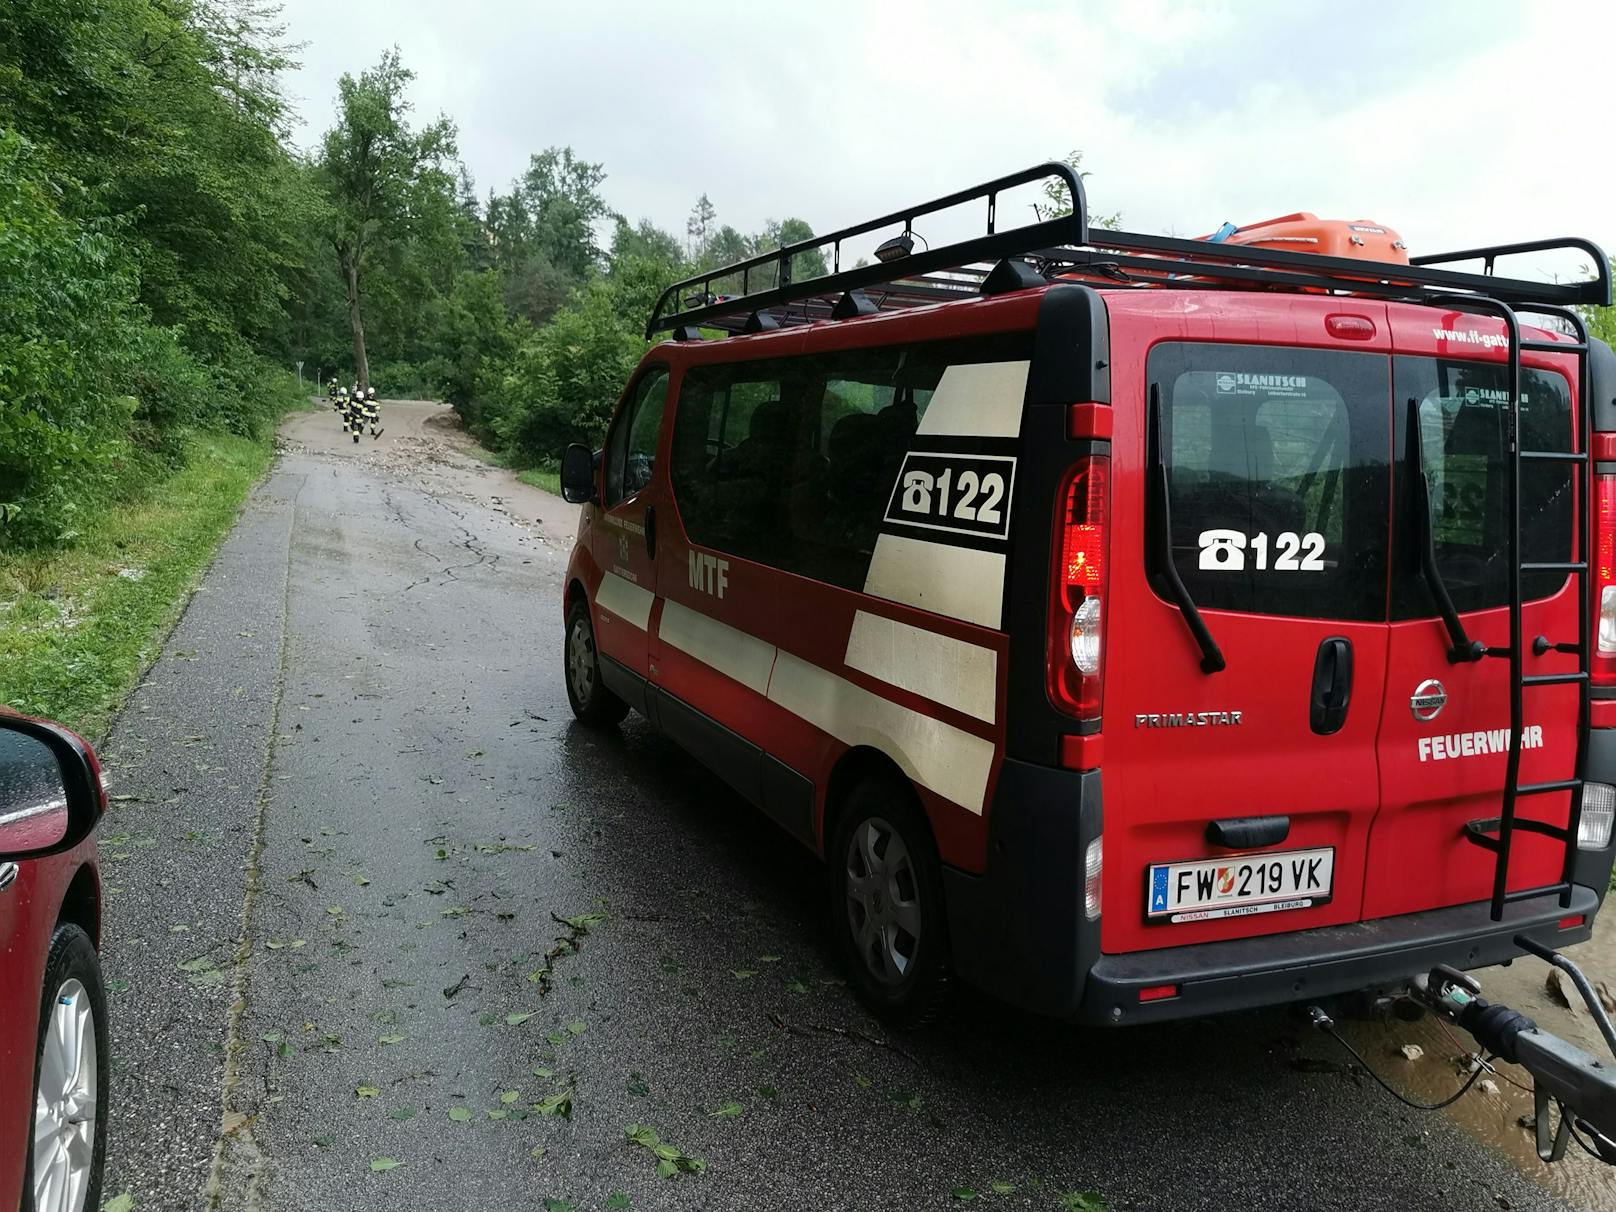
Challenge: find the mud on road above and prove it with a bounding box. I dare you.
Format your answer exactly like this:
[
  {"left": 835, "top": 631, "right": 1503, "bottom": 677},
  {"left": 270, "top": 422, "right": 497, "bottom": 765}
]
[{"left": 92, "top": 401, "right": 1614, "bottom": 1211}]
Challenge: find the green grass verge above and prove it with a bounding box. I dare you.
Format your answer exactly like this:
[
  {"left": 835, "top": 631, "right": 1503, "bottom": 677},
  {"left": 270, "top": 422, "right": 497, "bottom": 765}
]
[
  {"left": 515, "top": 466, "right": 561, "bottom": 496},
  {"left": 444, "top": 423, "right": 563, "bottom": 497},
  {"left": 0, "top": 428, "right": 276, "bottom": 740}
]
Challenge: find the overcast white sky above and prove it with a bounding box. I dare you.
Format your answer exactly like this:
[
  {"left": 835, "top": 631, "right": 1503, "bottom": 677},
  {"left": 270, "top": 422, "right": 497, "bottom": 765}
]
[{"left": 277, "top": 0, "right": 1616, "bottom": 280}]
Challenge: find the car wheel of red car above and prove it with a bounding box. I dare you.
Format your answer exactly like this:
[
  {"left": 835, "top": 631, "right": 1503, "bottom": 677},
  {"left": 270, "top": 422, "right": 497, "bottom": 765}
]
[
  {"left": 565, "top": 598, "right": 628, "bottom": 727},
  {"left": 829, "top": 776, "right": 951, "bottom": 1030},
  {"left": 23, "top": 923, "right": 108, "bottom": 1212}
]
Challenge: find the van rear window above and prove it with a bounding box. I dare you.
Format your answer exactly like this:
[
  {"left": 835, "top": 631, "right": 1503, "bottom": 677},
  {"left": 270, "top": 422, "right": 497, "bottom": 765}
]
[
  {"left": 1391, "top": 358, "right": 1573, "bottom": 617},
  {"left": 1148, "top": 343, "right": 1391, "bottom": 622}
]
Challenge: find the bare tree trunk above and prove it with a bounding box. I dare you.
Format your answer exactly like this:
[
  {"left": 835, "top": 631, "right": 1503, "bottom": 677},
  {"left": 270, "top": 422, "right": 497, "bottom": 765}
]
[{"left": 340, "top": 245, "right": 370, "bottom": 391}]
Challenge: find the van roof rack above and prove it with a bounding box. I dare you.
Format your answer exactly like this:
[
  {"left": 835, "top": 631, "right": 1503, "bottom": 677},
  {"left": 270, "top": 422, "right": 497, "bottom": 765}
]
[{"left": 645, "top": 165, "right": 1611, "bottom": 338}]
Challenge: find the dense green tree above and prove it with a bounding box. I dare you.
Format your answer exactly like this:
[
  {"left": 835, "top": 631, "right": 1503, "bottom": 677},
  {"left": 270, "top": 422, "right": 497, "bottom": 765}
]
[
  {"left": 314, "top": 48, "right": 457, "bottom": 390},
  {"left": 686, "top": 194, "right": 716, "bottom": 262},
  {"left": 0, "top": 0, "right": 315, "bottom": 546}
]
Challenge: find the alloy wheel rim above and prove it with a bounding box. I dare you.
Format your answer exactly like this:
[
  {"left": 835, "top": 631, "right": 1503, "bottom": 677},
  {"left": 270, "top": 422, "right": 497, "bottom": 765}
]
[
  {"left": 567, "top": 617, "right": 596, "bottom": 701},
  {"left": 32, "top": 978, "right": 97, "bottom": 1212},
  {"left": 844, "top": 817, "right": 922, "bottom": 988}
]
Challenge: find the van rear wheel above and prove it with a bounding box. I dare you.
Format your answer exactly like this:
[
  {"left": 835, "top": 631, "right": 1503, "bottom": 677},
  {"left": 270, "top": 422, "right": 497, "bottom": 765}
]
[
  {"left": 564, "top": 599, "right": 628, "bottom": 726},
  {"left": 829, "top": 777, "right": 950, "bottom": 1029}
]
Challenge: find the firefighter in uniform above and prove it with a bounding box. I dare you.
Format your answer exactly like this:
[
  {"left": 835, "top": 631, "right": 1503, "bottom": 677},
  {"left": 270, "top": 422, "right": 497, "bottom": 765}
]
[
  {"left": 361, "top": 387, "right": 383, "bottom": 439},
  {"left": 345, "top": 388, "right": 366, "bottom": 443}
]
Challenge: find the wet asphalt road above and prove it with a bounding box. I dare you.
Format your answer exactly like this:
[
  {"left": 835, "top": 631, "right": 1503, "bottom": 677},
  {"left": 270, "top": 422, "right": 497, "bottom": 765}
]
[{"left": 92, "top": 403, "right": 1590, "bottom": 1211}]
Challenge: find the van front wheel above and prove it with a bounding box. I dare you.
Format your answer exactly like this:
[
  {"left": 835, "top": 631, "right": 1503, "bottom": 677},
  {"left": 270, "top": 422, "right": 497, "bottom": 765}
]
[
  {"left": 564, "top": 599, "right": 628, "bottom": 726},
  {"left": 829, "top": 778, "right": 950, "bottom": 1029}
]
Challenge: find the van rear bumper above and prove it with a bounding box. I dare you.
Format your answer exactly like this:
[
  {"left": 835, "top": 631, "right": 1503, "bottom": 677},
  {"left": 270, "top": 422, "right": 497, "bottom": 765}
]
[
  {"left": 942, "top": 755, "right": 1610, "bottom": 1026},
  {"left": 1083, "top": 883, "right": 1599, "bottom": 1026}
]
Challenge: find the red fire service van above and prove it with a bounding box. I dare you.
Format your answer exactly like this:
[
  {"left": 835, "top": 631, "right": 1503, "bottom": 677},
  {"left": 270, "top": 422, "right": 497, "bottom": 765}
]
[{"left": 559, "top": 164, "right": 1616, "bottom": 1028}]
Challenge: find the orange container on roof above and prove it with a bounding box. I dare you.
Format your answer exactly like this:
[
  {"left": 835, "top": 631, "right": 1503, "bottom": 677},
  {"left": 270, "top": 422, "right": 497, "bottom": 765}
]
[{"left": 1214, "top": 213, "right": 1410, "bottom": 264}]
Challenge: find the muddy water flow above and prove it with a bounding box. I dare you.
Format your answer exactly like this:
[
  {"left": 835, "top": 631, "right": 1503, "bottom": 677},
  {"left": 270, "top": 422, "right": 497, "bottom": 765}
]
[{"left": 1344, "top": 911, "right": 1615, "bottom": 1209}]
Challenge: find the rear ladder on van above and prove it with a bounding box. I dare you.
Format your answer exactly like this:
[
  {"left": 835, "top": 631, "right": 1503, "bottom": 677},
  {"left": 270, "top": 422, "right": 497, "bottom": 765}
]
[{"left": 1431, "top": 291, "right": 1596, "bottom": 921}]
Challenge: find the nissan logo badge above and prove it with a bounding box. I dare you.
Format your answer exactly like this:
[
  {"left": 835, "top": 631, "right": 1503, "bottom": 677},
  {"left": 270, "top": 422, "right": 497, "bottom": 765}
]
[{"left": 1410, "top": 679, "right": 1447, "bottom": 722}]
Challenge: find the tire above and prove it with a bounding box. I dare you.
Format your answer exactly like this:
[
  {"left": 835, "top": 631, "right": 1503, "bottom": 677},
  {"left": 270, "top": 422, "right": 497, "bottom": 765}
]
[
  {"left": 828, "top": 776, "right": 951, "bottom": 1029},
  {"left": 564, "top": 598, "right": 628, "bottom": 726},
  {"left": 23, "top": 923, "right": 108, "bottom": 1212}
]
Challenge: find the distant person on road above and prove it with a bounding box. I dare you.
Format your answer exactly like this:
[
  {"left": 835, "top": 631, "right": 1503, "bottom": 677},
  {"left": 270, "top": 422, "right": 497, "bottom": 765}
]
[{"left": 361, "top": 389, "right": 382, "bottom": 439}]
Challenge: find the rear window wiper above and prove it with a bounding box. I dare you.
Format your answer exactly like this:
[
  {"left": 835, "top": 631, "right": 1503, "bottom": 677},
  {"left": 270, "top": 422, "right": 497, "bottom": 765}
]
[
  {"left": 1406, "top": 401, "right": 1484, "bottom": 663},
  {"left": 1146, "top": 384, "right": 1226, "bottom": 674}
]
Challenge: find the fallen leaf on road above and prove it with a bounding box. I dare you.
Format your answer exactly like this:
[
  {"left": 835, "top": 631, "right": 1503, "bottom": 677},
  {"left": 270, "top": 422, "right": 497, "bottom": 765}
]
[
  {"left": 390, "top": 1107, "right": 416, "bottom": 1121},
  {"left": 504, "top": 1012, "right": 534, "bottom": 1026},
  {"left": 378, "top": 1033, "right": 406, "bottom": 1045},
  {"left": 356, "top": 1086, "right": 380, "bottom": 1098},
  {"left": 104, "top": 1194, "right": 134, "bottom": 1212},
  {"left": 448, "top": 1106, "right": 472, "bottom": 1121},
  {"left": 533, "top": 1090, "right": 572, "bottom": 1118},
  {"left": 708, "top": 1101, "right": 743, "bottom": 1119},
  {"left": 369, "top": 1158, "right": 402, "bottom": 1172}
]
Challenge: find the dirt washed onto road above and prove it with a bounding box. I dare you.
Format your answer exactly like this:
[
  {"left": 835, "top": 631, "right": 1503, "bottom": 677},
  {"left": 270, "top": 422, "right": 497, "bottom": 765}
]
[
  {"left": 279, "top": 398, "right": 579, "bottom": 550},
  {"left": 91, "top": 400, "right": 1611, "bottom": 1212}
]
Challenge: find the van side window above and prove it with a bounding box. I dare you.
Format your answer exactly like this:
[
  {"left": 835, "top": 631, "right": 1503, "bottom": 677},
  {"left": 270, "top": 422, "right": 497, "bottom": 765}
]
[
  {"left": 1150, "top": 343, "right": 1391, "bottom": 622},
  {"left": 604, "top": 367, "right": 669, "bottom": 507},
  {"left": 1392, "top": 360, "right": 1572, "bottom": 617},
  {"left": 670, "top": 333, "right": 1030, "bottom": 588}
]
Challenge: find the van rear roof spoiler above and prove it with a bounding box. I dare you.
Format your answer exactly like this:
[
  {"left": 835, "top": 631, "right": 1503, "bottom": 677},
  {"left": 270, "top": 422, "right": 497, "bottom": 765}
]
[{"left": 645, "top": 165, "right": 1611, "bottom": 338}]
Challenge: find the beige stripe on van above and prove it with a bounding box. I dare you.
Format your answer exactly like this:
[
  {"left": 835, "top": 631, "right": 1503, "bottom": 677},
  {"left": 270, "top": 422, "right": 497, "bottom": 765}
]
[
  {"left": 843, "top": 610, "right": 998, "bottom": 724},
  {"left": 768, "top": 650, "right": 996, "bottom": 815},
  {"left": 597, "top": 571, "right": 655, "bottom": 631},
  {"left": 915, "top": 359, "right": 1030, "bottom": 438},
  {"left": 657, "top": 599, "right": 775, "bottom": 695},
  {"left": 862, "top": 533, "right": 1006, "bottom": 630}
]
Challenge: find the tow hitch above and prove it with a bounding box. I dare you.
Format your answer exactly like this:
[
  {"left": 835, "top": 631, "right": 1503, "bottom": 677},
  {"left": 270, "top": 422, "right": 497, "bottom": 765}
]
[{"left": 1308, "top": 934, "right": 1616, "bottom": 1165}]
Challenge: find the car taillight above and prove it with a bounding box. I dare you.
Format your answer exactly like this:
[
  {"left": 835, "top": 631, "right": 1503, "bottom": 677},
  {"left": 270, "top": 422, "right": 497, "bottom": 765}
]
[
  {"left": 1596, "top": 473, "right": 1616, "bottom": 684},
  {"left": 1047, "top": 455, "right": 1109, "bottom": 718}
]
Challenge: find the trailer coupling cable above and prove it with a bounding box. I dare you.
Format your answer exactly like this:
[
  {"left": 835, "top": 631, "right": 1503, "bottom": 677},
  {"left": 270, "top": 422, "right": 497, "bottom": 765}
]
[{"left": 1306, "top": 1005, "right": 1490, "bottom": 1112}]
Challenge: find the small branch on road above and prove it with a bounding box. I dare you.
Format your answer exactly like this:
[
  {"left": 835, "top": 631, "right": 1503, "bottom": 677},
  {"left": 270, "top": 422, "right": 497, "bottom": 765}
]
[
  {"left": 443, "top": 973, "right": 471, "bottom": 999},
  {"left": 765, "top": 1012, "right": 923, "bottom": 1069}
]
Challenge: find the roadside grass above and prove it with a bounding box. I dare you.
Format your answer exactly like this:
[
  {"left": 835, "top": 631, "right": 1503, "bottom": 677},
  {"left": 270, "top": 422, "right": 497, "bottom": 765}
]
[
  {"left": 442, "top": 421, "right": 563, "bottom": 498},
  {"left": 515, "top": 466, "right": 561, "bottom": 496},
  {"left": 0, "top": 429, "right": 276, "bottom": 739}
]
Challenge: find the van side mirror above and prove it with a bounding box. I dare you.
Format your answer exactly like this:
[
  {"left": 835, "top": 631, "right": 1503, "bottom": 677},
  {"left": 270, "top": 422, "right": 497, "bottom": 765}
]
[
  {"left": 560, "top": 443, "right": 597, "bottom": 505},
  {"left": 0, "top": 717, "right": 103, "bottom": 862}
]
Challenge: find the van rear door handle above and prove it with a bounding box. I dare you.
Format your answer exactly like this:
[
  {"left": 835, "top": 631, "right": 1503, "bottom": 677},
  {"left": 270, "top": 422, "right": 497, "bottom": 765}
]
[{"left": 1310, "top": 636, "right": 1353, "bottom": 735}]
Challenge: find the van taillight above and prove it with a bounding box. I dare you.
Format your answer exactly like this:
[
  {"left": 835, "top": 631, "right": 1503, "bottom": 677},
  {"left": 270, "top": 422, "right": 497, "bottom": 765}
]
[
  {"left": 1047, "top": 455, "right": 1109, "bottom": 719},
  {"left": 1596, "top": 473, "right": 1616, "bottom": 684}
]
